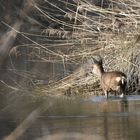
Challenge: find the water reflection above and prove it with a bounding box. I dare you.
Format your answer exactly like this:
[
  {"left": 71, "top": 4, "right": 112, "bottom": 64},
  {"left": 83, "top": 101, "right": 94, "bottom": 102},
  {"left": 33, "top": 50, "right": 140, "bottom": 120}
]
[{"left": 1, "top": 95, "right": 140, "bottom": 140}]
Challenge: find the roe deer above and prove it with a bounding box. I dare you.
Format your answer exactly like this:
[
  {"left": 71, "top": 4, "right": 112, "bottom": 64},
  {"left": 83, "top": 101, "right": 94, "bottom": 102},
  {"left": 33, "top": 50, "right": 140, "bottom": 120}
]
[{"left": 90, "top": 55, "right": 127, "bottom": 98}]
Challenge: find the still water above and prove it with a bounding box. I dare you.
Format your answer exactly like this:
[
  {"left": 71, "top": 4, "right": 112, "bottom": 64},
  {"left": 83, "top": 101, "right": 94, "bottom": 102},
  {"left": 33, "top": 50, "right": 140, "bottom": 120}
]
[{"left": 0, "top": 95, "right": 140, "bottom": 140}]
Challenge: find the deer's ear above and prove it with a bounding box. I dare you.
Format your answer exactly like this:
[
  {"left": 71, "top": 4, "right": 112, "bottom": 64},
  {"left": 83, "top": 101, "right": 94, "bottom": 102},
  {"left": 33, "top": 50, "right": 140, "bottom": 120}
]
[
  {"left": 94, "top": 55, "right": 102, "bottom": 64},
  {"left": 99, "top": 59, "right": 103, "bottom": 65}
]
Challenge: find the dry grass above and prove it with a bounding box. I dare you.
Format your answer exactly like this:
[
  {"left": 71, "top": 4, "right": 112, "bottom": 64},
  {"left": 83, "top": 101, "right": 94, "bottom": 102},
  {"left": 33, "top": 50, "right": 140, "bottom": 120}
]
[
  {"left": 31, "top": 1, "right": 139, "bottom": 97},
  {"left": 1, "top": 0, "right": 140, "bottom": 97}
]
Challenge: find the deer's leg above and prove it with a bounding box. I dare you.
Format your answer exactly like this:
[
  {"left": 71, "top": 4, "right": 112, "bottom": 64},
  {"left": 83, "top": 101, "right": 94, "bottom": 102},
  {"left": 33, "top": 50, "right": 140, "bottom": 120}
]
[
  {"left": 114, "top": 91, "right": 117, "bottom": 96},
  {"left": 121, "top": 81, "right": 127, "bottom": 96},
  {"left": 104, "top": 90, "right": 109, "bottom": 99},
  {"left": 119, "top": 87, "right": 125, "bottom": 98},
  {"left": 119, "top": 93, "right": 124, "bottom": 98}
]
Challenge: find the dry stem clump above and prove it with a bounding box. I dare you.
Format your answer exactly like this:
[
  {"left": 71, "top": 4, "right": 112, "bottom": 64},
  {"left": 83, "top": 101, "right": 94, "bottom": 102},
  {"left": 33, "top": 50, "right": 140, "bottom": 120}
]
[{"left": 3, "top": 0, "right": 139, "bottom": 97}]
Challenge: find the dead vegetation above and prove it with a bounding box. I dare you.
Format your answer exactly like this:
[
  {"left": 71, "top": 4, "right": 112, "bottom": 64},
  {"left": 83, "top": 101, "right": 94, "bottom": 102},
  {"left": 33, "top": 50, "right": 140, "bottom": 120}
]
[{"left": 1, "top": 0, "right": 140, "bottom": 97}]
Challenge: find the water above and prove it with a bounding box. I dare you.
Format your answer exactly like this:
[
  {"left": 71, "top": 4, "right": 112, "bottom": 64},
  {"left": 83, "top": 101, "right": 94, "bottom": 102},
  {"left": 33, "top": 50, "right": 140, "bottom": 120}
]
[{"left": 1, "top": 95, "right": 140, "bottom": 140}]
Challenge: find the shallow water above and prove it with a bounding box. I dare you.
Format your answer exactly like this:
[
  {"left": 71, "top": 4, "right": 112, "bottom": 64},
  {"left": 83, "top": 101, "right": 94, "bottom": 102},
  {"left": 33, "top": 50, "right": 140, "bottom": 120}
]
[{"left": 1, "top": 95, "right": 140, "bottom": 140}]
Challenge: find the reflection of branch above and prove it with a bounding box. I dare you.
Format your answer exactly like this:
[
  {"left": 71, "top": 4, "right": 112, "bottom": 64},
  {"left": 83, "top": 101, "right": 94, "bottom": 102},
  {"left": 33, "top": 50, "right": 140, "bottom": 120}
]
[
  {"left": 0, "top": 0, "right": 35, "bottom": 67},
  {"left": 2, "top": 21, "right": 64, "bottom": 58},
  {"left": 3, "top": 102, "right": 54, "bottom": 140},
  {"left": 0, "top": 21, "right": 22, "bottom": 61},
  {"left": 0, "top": 80, "right": 19, "bottom": 91}
]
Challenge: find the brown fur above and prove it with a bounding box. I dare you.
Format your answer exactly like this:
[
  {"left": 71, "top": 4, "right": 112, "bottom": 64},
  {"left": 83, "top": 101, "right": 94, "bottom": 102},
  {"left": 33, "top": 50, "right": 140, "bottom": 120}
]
[
  {"left": 101, "top": 71, "right": 127, "bottom": 97},
  {"left": 92, "top": 57, "right": 127, "bottom": 98}
]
